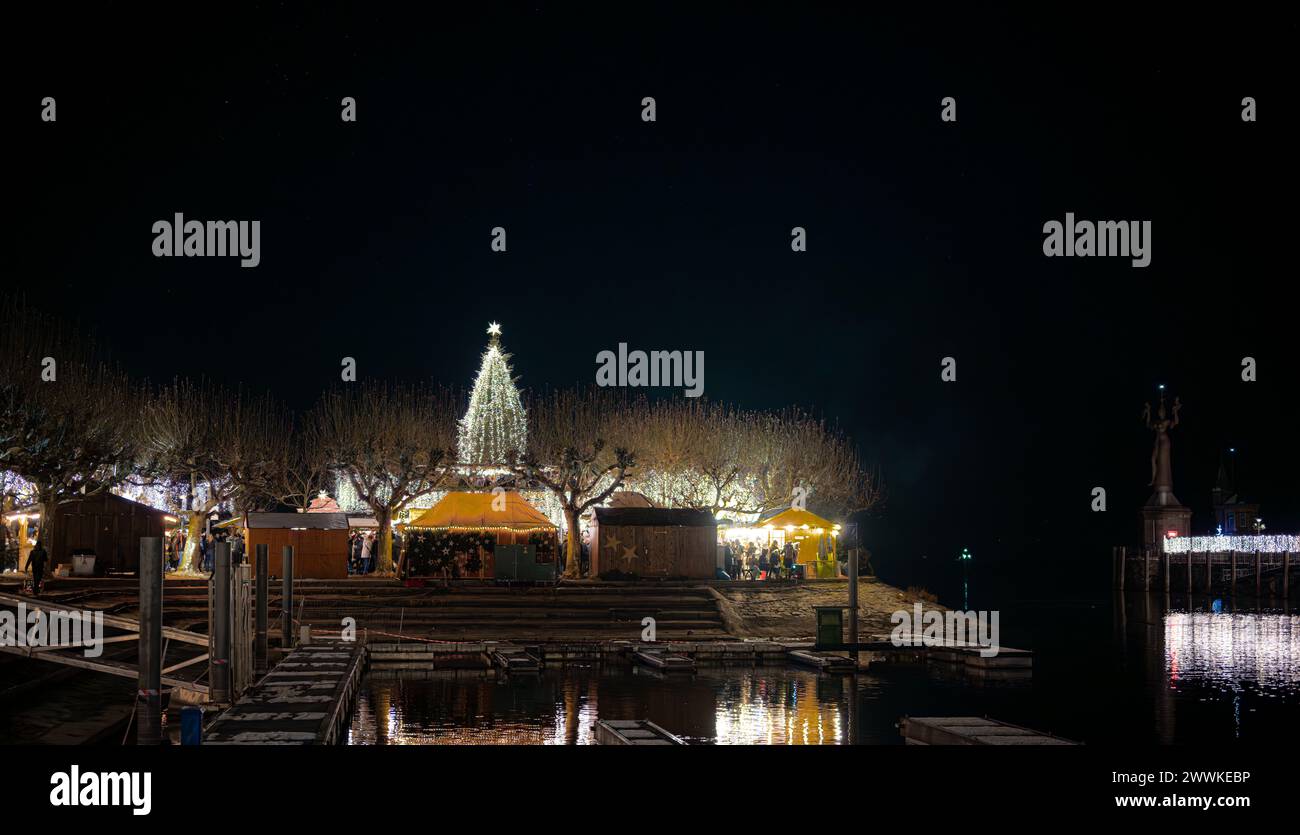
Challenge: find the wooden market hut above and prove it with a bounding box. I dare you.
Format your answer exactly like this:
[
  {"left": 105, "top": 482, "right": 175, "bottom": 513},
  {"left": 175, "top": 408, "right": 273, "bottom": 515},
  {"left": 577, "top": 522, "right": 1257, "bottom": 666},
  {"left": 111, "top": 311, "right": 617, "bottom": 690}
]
[
  {"left": 244, "top": 511, "right": 350, "bottom": 579},
  {"left": 755, "top": 507, "right": 840, "bottom": 578},
  {"left": 12, "top": 493, "right": 170, "bottom": 574},
  {"left": 590, "top": 508, "right": 717, "bottom": 579},
  {"left": 403, "top": 491, "right": 558, "bottom": 579}
]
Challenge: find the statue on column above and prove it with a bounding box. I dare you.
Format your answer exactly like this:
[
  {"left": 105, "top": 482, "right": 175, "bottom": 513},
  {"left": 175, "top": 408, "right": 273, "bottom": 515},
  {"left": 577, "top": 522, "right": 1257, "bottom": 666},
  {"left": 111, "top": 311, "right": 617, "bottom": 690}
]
[{"left": 1142, "top": 392, "right": 1182, "bottom": 502}]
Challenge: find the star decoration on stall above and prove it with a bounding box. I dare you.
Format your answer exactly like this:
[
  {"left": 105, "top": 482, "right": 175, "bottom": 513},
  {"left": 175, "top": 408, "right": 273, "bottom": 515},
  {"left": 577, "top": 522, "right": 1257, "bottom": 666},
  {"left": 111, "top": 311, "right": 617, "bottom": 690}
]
[
  {"left": 605, "top": 535, "right": 622, "bottom": 552},
  {"left": 622, "top": 545, "right": 639, "bottom": 561}
]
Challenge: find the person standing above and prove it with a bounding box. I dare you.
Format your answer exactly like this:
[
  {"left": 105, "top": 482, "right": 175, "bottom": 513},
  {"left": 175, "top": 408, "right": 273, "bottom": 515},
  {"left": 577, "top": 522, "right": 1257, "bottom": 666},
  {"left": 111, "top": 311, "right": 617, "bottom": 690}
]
[
  {"left": 27, "top": 539, "right": 49, "bottom": 596},
  {"left": 360, "top": 533, "right": 373, "bottom": 575}
]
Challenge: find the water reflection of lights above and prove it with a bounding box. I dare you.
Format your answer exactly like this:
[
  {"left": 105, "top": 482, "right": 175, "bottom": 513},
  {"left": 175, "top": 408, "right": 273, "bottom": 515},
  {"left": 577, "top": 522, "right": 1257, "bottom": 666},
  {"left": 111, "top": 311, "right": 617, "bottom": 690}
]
[
  {"left": 711, "top": 672, "right": 845, "bottom": 745},
  {"left": 1164, "top": 612, "right": 1300, "bottom": 694},
  {"left": 349, "top": 669, "right": 853, "bottom": 745}
]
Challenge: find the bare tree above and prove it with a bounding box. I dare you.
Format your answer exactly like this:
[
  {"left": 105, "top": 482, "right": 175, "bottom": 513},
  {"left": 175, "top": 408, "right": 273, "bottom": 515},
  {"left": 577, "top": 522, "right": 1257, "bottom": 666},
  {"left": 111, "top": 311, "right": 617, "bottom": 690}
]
[
  {"left": 513, "top": 388, "right": 638, "bottom": 579},
  {"left": 267, "top": 415, "right": 335, "bottom": 512},
  {"left": 314, "top": 383, "right": 459, "bottom": 573},
  {"left": 0, "top": 303, "right": 141, "bottom": 552},
  {"left": 138, "top": 380, "right": 282, "bottom": 571},
  {"left": 633, "top": 400, "right": 881, "bottom": 520},
  {"left": 749, "top": 408, "right": 881, "bottom": 518}
]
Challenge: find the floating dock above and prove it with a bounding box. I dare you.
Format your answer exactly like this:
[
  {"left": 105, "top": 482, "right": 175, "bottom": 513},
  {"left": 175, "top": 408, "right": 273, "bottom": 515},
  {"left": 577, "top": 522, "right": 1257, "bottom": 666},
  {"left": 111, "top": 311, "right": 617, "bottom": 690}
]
[
  {"left": 631, "top": 649, "right": 696, "bottom": 673},
  {"left": 489, "top": 645, "right": 542, "bottom": 674},
  {"left": 927, "top": 644, "right": 1033, "bottom": 669},
  {"left": 204, "top": 641, "right": 366, "bottom": 745},
  {"left": 594, "top": 719, "right": 687, "bottom": 745},
  {"left": 787, "top": 649, "right": 857, "bottom": 673},
  {"left": 900, "top": 716, "right": 1078, "bottom": 746}
]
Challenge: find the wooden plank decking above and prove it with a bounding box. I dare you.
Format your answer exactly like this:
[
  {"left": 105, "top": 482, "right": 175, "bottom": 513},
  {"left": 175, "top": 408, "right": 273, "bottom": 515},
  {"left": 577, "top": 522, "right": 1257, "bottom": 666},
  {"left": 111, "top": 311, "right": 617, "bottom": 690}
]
[{"left": 204, "top": 641, "right": 366, "bottom": 745}]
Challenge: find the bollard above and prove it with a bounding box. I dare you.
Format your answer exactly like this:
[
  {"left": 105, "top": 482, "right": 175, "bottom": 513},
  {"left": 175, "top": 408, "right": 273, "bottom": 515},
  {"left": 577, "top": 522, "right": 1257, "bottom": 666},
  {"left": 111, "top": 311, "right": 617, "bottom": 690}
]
[
  {"left": 137, "top": 537, "right": 163, "bottom": 745},
  {"left": 211, "top": 541, "right": 231, "bottom": 703},
  {"left": 255, "top": 544, "right": 268, "bottom": 676},
  {"left": 181, "top": 706, "right": 204, "bottom": 745},
  {"left": 282, "top": 545, "right": 295, "bottom": 649}
]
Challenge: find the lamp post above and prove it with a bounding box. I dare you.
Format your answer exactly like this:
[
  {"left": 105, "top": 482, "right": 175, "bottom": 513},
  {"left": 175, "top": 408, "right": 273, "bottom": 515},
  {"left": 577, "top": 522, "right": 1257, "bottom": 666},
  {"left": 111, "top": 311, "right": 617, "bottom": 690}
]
[{"left": 958, "top": 547, "right": 973, "bottom": 610}]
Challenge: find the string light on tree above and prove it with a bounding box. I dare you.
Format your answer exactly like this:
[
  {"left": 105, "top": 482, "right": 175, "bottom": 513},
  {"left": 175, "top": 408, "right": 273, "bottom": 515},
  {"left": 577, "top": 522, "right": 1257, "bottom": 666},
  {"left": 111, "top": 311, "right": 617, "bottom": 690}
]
[{"left": 457, "top": 322, "right": 527, "bottom": 466}]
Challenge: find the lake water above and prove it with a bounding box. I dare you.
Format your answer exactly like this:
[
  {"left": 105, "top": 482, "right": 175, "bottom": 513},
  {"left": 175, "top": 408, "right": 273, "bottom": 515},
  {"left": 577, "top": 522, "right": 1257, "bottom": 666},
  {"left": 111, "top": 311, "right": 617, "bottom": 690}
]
[{"left": 347, "top": 594, "right": 1299, "bottom": 745}]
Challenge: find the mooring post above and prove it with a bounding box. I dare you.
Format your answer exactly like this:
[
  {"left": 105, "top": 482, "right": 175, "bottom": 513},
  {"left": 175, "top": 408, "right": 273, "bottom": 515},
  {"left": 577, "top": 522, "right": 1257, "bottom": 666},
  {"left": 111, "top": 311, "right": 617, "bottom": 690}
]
[
  {"left": 254, "top": 543, "right": 268, "bottom": 676},
  {"left": 137, "top": 536, "right": 163, "bottom": 745},
  {"left": 211, "top": 541, "right": 231, "bottom": 703},
  {"left": 1284, "top": 552, "right": 1291, "bottom": 599},
  {"left": 282, "top": 545, "right": 295, "bottom": 650},
  {"left": 848, "top": 546, "right": 859, "bottom": 666},
  {"left": 1254, "top": 550, "right": 1261, "bottom": 597},
  {"left": 1230, "top": 551, "right": 1237, "bottom": 596}
]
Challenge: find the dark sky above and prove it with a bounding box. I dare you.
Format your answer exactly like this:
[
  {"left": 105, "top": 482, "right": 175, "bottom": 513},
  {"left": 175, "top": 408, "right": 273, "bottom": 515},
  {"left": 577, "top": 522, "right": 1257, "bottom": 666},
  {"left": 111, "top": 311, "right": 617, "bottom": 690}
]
[{"left": 11, "top": 5, "right": 1297, "bottom": 602}]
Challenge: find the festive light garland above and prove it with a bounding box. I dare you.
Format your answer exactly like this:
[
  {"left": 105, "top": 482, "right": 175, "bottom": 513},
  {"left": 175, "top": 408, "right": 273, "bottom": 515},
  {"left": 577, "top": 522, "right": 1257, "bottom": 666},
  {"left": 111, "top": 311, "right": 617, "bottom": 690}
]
[{"left": 1163, "top": 534, "right": 1300, "bottom": 554}]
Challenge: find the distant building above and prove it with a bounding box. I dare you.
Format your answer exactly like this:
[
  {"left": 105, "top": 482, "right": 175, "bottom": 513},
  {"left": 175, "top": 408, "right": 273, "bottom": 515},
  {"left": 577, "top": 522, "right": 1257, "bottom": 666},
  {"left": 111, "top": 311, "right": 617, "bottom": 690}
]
[{"left": 1211, "top": 452, "right": 1260, "bottom": 535}]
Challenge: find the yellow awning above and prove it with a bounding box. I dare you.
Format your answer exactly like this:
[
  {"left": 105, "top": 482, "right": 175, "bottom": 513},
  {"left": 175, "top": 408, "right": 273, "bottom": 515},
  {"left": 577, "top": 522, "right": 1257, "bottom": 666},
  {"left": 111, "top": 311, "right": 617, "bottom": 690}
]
[
  {"left": 406, "top": 491, "right": 556, "bottom": 530},
  {"left": 756, "top": 507, "right": 837, "bottom": 530}
]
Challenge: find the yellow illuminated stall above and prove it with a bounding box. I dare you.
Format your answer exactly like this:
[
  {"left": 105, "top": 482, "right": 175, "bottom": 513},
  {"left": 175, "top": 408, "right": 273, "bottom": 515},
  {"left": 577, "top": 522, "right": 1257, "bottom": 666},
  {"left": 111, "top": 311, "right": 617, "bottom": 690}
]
[
  {"left": 402, "top": 491, "right": 558, "bottom": 579},
  {"left": 720, "top": 508, "right": 841, "bottom": 579}
]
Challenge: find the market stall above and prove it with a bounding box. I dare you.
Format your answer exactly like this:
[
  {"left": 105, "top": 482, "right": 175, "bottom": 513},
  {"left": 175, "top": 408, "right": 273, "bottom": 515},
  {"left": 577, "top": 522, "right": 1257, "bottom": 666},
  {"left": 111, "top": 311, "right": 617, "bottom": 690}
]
[
  {"left": 590, "top": 507, "right": 717, "bottom": 579},
  {"left": 721, "top": 508, "right": 841, "bottom": 579},
  {"left": 402, "top": 491, "right": 558, "bottom": 580},
  {"left": 244, "top": 511, "right": 350, "bottom": 579}
]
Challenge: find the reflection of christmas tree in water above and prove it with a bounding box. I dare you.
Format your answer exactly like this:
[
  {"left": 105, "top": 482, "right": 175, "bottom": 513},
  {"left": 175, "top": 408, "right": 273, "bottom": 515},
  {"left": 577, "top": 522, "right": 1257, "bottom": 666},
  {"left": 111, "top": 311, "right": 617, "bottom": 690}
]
[{"left": 458, "top": 322, "right": 527, "bottom": 466}]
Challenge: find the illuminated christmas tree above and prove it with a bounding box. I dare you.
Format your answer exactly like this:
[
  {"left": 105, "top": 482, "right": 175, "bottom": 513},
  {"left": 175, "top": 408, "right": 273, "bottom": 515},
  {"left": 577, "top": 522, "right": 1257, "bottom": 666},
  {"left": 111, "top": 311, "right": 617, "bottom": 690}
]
[{"left": 457, "top": 322, "right": 527, "bottom": 466}]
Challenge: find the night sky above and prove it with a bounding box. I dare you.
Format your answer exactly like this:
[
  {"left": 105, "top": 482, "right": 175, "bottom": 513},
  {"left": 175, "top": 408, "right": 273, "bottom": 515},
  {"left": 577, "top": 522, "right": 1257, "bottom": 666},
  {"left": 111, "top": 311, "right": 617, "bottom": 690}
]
[{"left": 11, "top": 5, "right": 1297, "bottom": 604}]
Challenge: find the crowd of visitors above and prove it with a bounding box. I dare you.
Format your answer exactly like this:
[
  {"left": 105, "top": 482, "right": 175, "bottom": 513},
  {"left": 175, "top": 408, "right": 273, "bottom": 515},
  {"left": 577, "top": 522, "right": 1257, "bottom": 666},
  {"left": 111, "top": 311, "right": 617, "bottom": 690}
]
[{"left": 722, "top": 539, "right": 800, "bottom": 580}]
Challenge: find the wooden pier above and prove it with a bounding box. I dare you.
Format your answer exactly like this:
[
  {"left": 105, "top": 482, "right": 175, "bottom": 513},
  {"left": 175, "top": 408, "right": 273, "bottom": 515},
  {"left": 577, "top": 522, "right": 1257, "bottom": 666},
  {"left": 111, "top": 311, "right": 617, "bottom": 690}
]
[
  {"left": 203, "top": 641, "right": 366, "bottom": 745},
  {"left": 1114, "top": 546, "right": 1294, "bottom": 598},
  {"left": 0, "top": 589, "right": 210, "bottom": 699},
  {"left": 901, "top": 716, "right": 1078, "bottom": 745},
  {"left": 594, "top": 719, "right": 687, "bottom": 745}
]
